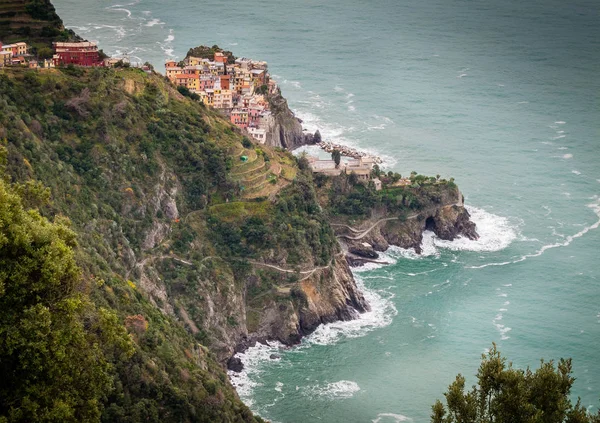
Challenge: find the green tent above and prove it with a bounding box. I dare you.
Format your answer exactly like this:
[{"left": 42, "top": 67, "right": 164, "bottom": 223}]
[{"left": 240, "top": 156, "right": 248, "bottom": 162}]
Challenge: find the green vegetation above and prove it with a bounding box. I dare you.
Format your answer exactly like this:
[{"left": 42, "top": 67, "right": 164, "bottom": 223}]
[
  {"left": 185, "top": 44, "right": 237, "bottom": 65},
  {"left": 208, "top": 170, "right": 338, "bottom": 266},
  {"left": 0, "top": 148, "right": 134, "bottom": 422},
  {"left": 432, "top": 344, "right": 600, "bottom": 423},
  {"left": 0, "top": 63, "right": 334, "bottom": 421},
  {"left": 0, "top": 0, "right": 79, "bottom": 51},
  {"left": 0, "top": 66, "right": 273, "bottom": 422},
  {"left": 331, "top": 149, "right": 341, "bottom": 168},
  {"left": 319, "top": 170, "right": 458, "bottom": 218}
]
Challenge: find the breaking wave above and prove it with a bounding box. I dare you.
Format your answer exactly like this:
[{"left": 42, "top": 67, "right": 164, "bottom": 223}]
[
  {"left": 303, "top": 380, "right": 360, "bottom": 399},
  {"left": 306, "top": 274, "right": 398, "bottom": 345},
  {"left": 469, "top": 197, "right": 600, "bottom": 269}
]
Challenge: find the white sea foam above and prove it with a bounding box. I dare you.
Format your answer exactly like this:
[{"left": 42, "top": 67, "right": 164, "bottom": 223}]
[
  {"left": 555, "top": 121, "right": 566, "bottom": 124},
  {"left": 494, "top": 322, "right": 512, "bottom": 340},
  {"left": 469, "top": 197, "right": 600, "bottom": 269},
  {"left": 157, "top": 30, "right": 176, "bottom": 58},
  {"left": 433, "top": 206, "right": 518, "bottom": 252},
  {"left": 572, "top": 170, "right": 582, "bottom": 175},
  {"left": 229, "top": 274, "right": 397, "bottom": 404},
  {"left": 145, "top": 18, "right": 165, "bottom": 27},
  {"left": 372, "top": 412, "right": 414, "bottom": 422},
  {"left": 306, "top": 274, "right": 397, "bottom": 345},
  {"left": 303, "top": 380, "right": 360, "bottom": 399},
  {"left": 228, "top": 341, "right": 286, "bottom": 407}
]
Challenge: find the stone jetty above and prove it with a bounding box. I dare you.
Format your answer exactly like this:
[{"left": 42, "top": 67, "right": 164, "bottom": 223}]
[{"left": 317, "top": 141, "right": 383, "bottom": 164}]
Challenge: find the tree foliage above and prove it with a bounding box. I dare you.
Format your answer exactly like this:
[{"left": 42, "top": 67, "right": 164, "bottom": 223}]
[
  {"left": 0, "top": 152, "right": 134, "bottom": 423},
  {"left": 432, "top": 344, "right": 600, "bottom": 423}
]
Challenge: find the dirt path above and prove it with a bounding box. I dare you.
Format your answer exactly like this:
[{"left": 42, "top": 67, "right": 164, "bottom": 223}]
[{"left": 335, "top": 215, "right": 419, "bottom": 240}]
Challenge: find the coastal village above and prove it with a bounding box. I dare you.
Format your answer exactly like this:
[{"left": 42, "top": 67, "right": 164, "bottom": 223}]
[
  {"left": 0, "top": 38, "right": 384, "bottom": 186},
  {"left": 163, "top": 52, "right": 277, "bottom": 143}
]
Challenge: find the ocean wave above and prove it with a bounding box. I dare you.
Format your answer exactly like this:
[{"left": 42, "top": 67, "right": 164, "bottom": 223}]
[
  {"left": 157, "top": 29, "right": 176, "bottom": 59},
  {"left": 469, "top": 197, "right": 600, "bottom": 269},
  {"left": 433, "top": 206, "right": 518, "bottom": 252},
  {"left": 389, "top": 206, "right": 517, "bottom": 259},
  {"left": 228, "top": 274, "right": 397, "bottom": 405},
  {"left": 372, "top": 413, "right": 413, "bottom": 422},
  {"left": 305, "top": 274, "right": 398, "bottom": 345},
  {"left": 145, "top": 18, "right": 165, "bottom": 27},
  {"left": 228, "top": 341, "right": 285, "bottom": 407},
  {"left": 303, "top": 380, "right": 360, "bottom": 399}
]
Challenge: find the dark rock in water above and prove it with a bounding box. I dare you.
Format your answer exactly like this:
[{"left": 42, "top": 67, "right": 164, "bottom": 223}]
[
  {"left": 227, "top": 356, "right": 244, "bottom": 373},
  {"left": 269, "top": 354, "right": 281, "bottom": 360},
  {"left": 346, "top": 256, "right": 366, "bottom": 267},
  {"left": 349, "top": 245, "right": 379, "bottom": 259}
]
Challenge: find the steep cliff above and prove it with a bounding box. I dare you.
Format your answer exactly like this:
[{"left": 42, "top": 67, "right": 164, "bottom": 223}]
[
  {"left": 263, "top": 91, "right": 313, "bottom": 150},
  {"left": 0, "top": 66, "right": 368, "bottom": 420}
]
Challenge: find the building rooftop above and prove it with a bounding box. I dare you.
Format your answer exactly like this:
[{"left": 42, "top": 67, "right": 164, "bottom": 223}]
[{"left": 53, "top": 42, "right": 97, "bottom": 48}]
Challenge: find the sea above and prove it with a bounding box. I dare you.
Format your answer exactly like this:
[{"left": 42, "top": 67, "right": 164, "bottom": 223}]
[{"left": 52, "top": 0, "right": 600, "bottom": 421}]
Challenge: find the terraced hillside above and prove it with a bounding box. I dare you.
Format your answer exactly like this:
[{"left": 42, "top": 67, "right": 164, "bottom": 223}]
[
  {"left": 0, "top": 0, "right": 77, "bottom": 49},
  {"left": 229, "top": 143, "right": 297, "bottom": 199}
]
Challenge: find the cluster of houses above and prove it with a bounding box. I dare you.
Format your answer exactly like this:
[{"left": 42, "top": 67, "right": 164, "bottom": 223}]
[
  {"left": 0, "top": 41, "right": 37, "bottom": 67},
  {"left": 164, "top": 53, "right": 279, "bottom": 142},
  {"left": 0, "top": 39, "right": 139, "bottom": 69}
]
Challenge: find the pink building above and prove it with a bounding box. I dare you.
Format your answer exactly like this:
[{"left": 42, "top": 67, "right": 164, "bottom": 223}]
[{"left": 230, "top": 109, "right": 249, "bottom": 129}]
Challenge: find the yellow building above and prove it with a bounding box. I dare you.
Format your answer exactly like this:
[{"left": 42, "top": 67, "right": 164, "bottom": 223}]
[{"left": 14, "top": 42, "right": 28, "bottom": 56}]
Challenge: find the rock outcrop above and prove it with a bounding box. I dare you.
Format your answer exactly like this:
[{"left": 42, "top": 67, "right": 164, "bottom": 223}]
[
  {"left": 263, "top": 92, "right": 314, "bottom": 150},
  {"left": 335, "top": 189, "right": 478, "bottom": 258},
  {"left": 228, "top": 255, "right": 369, "bottom": 371}
]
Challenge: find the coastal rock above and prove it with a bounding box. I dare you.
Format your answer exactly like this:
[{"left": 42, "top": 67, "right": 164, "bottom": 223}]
[
  {"left": 227, "top": 356, "right": 244, "bottom": 373},
  {"left": 349, "top": 245, "right": 379, "bottom": 259},
  {"left": 263, "top": 92, "right": 309, "bottom": 150},
  {"left": 336, "top": 189, "right": 479, "bottom": 261}
]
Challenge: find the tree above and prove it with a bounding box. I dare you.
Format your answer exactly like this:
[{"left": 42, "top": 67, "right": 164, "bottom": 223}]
[
  {"left": 371, "top": 164, "right": 381, "bottom": 178},
  {"left": 0, "top": 149, "right": 133, "bottom": 422},
  {"left": 37, "top": 46, "right": 53, "bottom": 59},
  {"left": 431, "top": 344, "right": 600, "bottom": 423},
  {"left": 331, "top": 149, "right": 341, "bottom": 168}
]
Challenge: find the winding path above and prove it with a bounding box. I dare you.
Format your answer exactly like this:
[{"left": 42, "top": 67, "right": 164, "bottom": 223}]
[{"left": 335, "top": 215, "right": 418, "bottom": 240}]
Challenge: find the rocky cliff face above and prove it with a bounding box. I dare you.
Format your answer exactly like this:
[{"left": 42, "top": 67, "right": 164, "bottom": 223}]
[
  {"left": 230, "top": 256, "right": 368, "bottom": 358},
  {"left": 263, "top": 92, "right": 314, "bottom": 150},
  {"left": 334, "top": 188, "right": 479, "bottom": 262}
]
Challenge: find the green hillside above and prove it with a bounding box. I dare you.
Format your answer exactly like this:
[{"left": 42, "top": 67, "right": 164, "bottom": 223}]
[
  {"left": 0, "top": 0, "right": 78, "bottom": 51},
  {"left": 0, "top": 64, "right": 344, "bottom": 422}
]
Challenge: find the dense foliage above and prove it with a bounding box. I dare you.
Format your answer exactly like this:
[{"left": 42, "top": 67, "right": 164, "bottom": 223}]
[
  {"left": 0, "top": 147, "right": 134, "bottom": 422},
  {"left": 432, "top": 344, "right": 600, "bottom": 423},
  {"left": 0, "top": 67, "right": 267, "bottom": 422},
  {"left": 208, "top": 171, "right": 338, "bottom": 266},
  {"left": 319, "top": 171, "right": 457, "bottom": 218}
]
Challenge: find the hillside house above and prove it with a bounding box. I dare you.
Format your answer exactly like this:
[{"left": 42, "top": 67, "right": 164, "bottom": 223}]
[{"left": 53, "top": 42, "right": 103, "bottom": 67}]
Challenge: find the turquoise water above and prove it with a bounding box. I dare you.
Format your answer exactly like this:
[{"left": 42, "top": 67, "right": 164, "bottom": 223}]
[{"left": 53, "top": 0, "right": 600, "bottom": 421}]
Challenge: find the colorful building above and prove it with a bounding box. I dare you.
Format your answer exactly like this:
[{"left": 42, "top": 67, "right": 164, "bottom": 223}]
[{"left": 53, "top": 42, "right": 103, "bottom": 67}]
